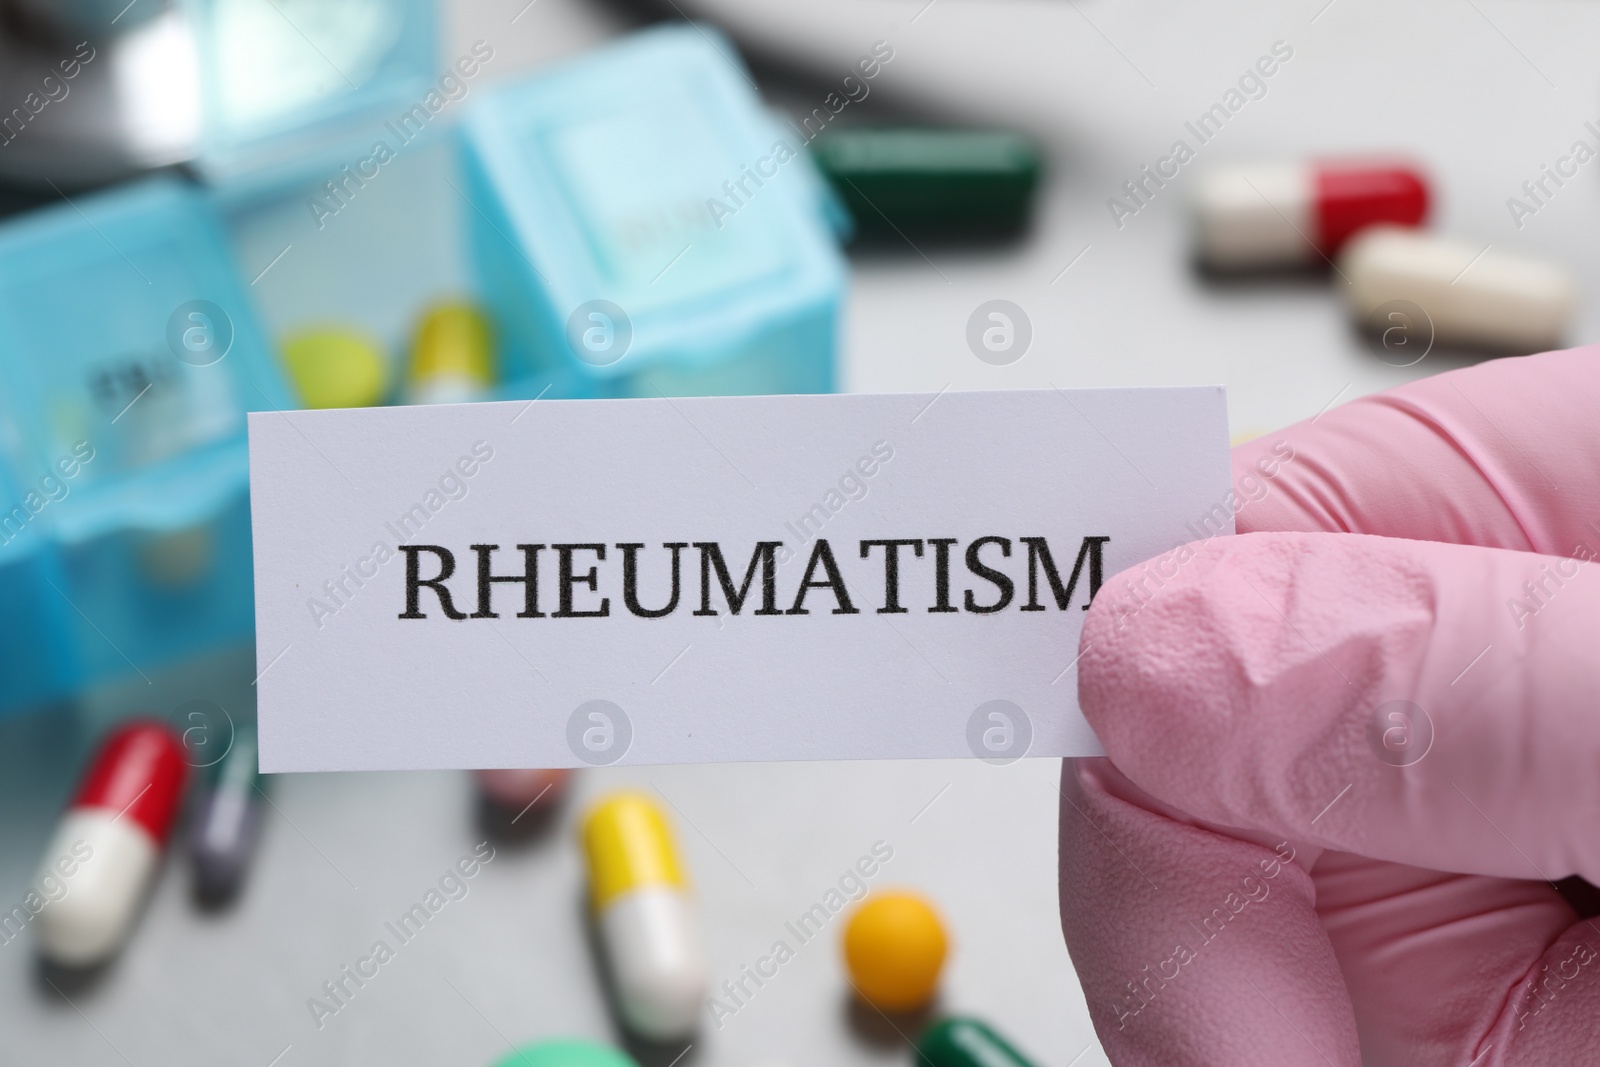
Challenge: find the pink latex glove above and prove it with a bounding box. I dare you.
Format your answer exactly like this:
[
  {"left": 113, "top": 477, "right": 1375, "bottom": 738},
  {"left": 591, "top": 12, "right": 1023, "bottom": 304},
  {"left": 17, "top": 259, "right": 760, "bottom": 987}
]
[{"left": 1060, "top": 346, "right": 1600, "bottom": 1066}]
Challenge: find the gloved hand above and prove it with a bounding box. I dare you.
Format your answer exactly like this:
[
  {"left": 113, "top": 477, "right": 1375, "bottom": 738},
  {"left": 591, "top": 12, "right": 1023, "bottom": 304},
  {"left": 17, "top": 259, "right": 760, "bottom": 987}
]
[{"left": 1060, "top": 346, "right": 1600, "bottom": 1066}]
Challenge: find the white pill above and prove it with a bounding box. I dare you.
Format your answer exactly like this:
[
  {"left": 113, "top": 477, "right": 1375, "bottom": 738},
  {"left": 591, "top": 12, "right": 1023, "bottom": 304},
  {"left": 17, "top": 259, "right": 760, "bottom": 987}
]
[{"left": 1340, "top": 227, "right": 1576, "bottom": 353}]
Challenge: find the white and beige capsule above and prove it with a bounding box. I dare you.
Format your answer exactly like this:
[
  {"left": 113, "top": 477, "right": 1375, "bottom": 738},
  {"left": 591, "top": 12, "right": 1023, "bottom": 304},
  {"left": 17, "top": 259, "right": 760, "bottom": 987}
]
[
  {"left": 582, "top": 791, "right": 706, "bottom": 1040},
  {"left": 1340, "top": 226, "right": 1576, "bottom": 353}
]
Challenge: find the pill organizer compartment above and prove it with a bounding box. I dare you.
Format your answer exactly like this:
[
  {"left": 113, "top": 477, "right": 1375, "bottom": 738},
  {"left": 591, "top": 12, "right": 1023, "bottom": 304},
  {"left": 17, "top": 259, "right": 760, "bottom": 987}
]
[
  {"left": 0, "top": 178, "right": 293, "bottom": 702},
  {"left": 459, "top": 26, "right": 846, "bottom": 399},
  {"left": 186, "top": 0, "right": 438, "bottom": 198}
]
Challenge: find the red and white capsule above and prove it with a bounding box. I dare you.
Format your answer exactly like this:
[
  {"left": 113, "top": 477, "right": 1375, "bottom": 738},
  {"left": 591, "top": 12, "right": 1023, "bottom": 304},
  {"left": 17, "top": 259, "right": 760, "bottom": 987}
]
[
  {"left": 36, "top": 721, "right": 187, "bottom": 967},
  {"left": 1194, "top": 160, "right": 1429, "bottom": 269}
]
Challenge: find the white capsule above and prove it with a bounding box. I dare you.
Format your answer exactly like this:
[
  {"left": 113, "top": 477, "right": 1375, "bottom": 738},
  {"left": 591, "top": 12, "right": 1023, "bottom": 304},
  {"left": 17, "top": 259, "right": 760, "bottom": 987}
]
[
  {"left": 1341, "top": 226, "right": 1576, "bottom": 353},
  {"left": 36, "top": 810, "right": 158, "bottom": 966}
]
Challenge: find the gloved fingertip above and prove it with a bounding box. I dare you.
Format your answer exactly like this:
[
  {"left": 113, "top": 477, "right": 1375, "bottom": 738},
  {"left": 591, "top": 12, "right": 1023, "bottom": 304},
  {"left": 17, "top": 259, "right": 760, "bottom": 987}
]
[{"left": 1079, "top": 532, "right": 1432, "bottom": 807}]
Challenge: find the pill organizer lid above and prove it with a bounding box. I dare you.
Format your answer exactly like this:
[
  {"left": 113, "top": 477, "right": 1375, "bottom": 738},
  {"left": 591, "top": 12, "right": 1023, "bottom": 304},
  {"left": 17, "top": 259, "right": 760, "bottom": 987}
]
[
  {"left": 184, "top": 0, "right": 437, "bottom": 197},
  {"left": 462, "top": 25, "right": 846, "bottom": 376},
  {"left": 0, "top": 177, "right": 292, "bottom": 541}
]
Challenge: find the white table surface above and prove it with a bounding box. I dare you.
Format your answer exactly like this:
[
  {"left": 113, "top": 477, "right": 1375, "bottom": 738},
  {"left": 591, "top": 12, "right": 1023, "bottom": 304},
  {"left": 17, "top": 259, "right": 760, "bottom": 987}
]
[{"left": 4, "top": 0, "right": 1598, "bottom": 1063}]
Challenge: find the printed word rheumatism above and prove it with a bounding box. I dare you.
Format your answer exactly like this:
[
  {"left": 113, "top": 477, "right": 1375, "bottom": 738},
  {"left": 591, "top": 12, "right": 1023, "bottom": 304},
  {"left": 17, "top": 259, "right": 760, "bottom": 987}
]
[{"left": 396, "top": 536, "right": 1109, "bottom": 620}]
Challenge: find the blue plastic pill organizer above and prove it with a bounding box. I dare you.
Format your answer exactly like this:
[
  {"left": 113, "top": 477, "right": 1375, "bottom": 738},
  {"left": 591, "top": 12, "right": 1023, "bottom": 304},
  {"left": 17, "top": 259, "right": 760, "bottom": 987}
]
[
  {"left": 459, "top": 25, "right": 848, "bottom": 399},
  {"left": 0, "top": 178, "right": 294, "bottom": 715}
]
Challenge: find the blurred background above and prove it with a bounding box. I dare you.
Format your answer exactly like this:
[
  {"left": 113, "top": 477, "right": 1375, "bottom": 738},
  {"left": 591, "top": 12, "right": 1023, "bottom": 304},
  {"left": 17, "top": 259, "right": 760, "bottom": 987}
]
[{"left": 0, "top": 0, "right": 1595, "bottom": 1063}]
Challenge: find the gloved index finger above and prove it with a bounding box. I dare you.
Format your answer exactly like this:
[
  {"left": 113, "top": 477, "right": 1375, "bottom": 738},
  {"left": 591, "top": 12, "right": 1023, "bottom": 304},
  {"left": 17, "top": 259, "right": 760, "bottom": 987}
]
[{"left": 1227, "top": 346, "right": 1600, "bottom": 556}]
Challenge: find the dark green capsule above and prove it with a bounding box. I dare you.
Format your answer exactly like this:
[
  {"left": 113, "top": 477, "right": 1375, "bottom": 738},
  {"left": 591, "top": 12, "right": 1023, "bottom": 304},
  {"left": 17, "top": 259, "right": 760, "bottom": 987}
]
[
  {"left": 917, "top": 1016, "right": 1041, "bottom": 1067},
  {"left": 809, "top": 128, "right": 1041, "bottom": 241}
]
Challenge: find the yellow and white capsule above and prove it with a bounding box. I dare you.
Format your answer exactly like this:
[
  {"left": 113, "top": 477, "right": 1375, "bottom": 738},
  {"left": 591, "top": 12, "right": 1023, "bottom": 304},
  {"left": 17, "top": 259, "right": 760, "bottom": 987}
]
[
  {"left": 582, "top": 792, "right": 706, "bottom": 1040},
  {"left": 407, "top": 302, "right": 494, "bottom": 404}
]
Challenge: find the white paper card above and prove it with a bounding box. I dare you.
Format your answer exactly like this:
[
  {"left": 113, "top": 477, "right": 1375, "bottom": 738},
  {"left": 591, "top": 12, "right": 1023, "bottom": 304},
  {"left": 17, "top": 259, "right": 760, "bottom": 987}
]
[{"left": 249, "top": 388, "right": 1230, "bottom": 771}]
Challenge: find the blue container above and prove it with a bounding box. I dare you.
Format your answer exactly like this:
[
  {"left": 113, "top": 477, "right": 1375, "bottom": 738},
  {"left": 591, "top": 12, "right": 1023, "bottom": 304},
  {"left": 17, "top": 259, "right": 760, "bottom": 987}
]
[
  {"left": 0, "top": 178, "right": 294, "bottom": 712},
  {"left": 186, "top": 0, "right": 439, "bottom": 198},
  {"left": 459, "top": 26, "right": 847, "bottom": 399}
]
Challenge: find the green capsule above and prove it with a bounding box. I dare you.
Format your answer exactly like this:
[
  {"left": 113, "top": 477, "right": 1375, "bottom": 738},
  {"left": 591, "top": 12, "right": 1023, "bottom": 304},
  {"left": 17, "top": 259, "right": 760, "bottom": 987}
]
[
  {"left": 489, "top": 1039, "right": 639, "bottom": 1067},
  {"left": 917, "top": 1016, "right": 1041, "bottom": 1067},
  {"left": 810, "top": 128, "right": 1041, "bottom": 241}
]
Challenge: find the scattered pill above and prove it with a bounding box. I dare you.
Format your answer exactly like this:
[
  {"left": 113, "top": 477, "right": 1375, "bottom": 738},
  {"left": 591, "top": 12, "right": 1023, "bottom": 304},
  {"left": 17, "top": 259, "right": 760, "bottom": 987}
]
[
  {"left": 582, "top": 792, "right": 706, "bottom": 1039},
  {"left": 842, "top": 890, "right": 948, "bottom": 1012},
  {"left": 189, "top": 723, "right": 263, "bottom": 904},
  {"left": 1194, "top": 160, "right": 1428, "bottom": 269},
  {"left": 36, "top": 721, "right": 188, "bottom": 966},
  {"left": 408, "top": 302, "right": 494, "bottom": 405},
  {"left": 1340, "top": 226, "right": 1576, "bottom": 352},
  {"left": 917, "top": 1016, "right": 1040, "bottom": 1067},
  {"left": 811, "top": 128, "right": 1041, "bottom": 240},
  {"left": 489, "top": 1039, "right": 640, "bottom": 1067},
  {"left": 475, "top": 767, "right": 571, "bottom": 812},
  {"left": 281, "top": 328, "right": 388, "bottom": 409}
]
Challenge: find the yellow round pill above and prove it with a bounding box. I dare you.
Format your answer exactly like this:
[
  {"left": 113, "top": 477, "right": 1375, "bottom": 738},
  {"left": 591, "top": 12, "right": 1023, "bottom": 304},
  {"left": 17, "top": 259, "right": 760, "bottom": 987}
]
[
  {"left": 281, "top": 329, "right": 388, "bottom": 409},
  {"left": 842, "top": 890, "right": 948, "bottom": 1011}
]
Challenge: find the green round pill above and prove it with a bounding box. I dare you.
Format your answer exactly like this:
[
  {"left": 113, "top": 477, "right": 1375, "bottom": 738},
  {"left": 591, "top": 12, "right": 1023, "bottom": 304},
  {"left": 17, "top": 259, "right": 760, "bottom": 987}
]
[
  {"left": 281, "top": 329, "right": 388, "bottom": 409},
  {"left": 489, "top": 1039, "right": 640, "bottom": 1067},
  {"left": 917, "top": 1016, "right": 1039, "bottom": 1067}
]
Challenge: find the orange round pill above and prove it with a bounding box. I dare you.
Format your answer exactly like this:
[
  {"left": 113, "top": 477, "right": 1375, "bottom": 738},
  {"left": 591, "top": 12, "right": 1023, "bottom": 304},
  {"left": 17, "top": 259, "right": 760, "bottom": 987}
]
[{"left": 842, "top": 890, "right": 948, "bottom": 1011}]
